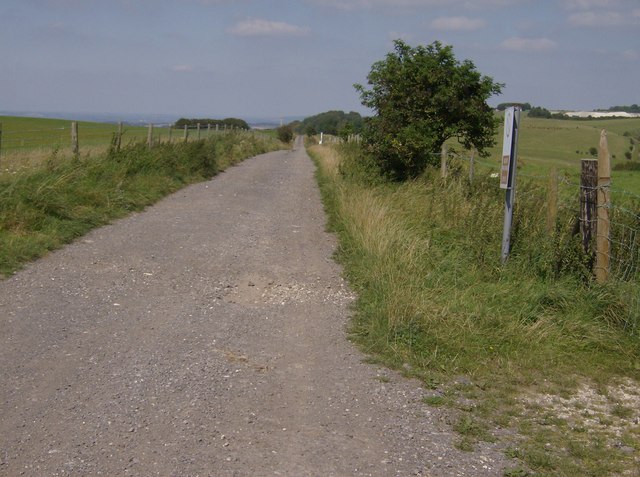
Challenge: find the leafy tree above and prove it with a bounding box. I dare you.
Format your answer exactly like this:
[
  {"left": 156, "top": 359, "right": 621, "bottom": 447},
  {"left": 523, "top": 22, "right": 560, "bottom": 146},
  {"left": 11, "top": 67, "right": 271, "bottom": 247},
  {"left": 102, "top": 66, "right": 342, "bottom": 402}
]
[
  {"left": 174, "top": 117, "right": 249, "bottom": 130},
  {"left": 528, "top": 107, "right": 552, "bottom": 118},
  {"left": 277, "top": 124, "right": 294, "bottom": 143},
  {"left": 297, "top": 110, "right": 364, "bottom": 136},
  {"left": 497, "top": 102, "right": 531, "bottom": 111},
  {"left": 305, "top": 125, "right": 317, "bottom": 137},
  {"left": 354, "top": 40, "right": 502, "bottom": 179}
]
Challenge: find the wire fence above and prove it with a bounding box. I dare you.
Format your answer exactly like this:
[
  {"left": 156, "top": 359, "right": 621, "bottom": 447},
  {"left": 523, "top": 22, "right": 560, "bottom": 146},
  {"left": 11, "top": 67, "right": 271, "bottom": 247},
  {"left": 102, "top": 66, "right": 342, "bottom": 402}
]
[
  {"left": 447, "top": 150, "right": 640, "bottom": 284},
  {"left": 0, "top": 121, "right": 252, "bottom": 157},
  {"left": 322, "top": 132, "right": 639, "bottom": 286}
]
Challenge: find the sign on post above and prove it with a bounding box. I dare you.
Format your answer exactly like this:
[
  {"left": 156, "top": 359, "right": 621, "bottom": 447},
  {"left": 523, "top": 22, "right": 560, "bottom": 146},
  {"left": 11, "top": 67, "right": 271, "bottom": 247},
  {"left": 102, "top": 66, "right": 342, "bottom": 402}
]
[
  {"left": 500, "top": 107, "right": 516, "bottom": 189},
  {"left": 500, "top": 106, "right": 521, "bottom": 264}
]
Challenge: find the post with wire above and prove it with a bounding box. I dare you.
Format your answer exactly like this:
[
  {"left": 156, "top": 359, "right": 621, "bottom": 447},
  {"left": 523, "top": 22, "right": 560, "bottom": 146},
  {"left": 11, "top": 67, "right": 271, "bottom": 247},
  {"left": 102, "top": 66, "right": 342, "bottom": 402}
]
[{"left": 500, "top": 106, "right": 521, "bottom": 264}]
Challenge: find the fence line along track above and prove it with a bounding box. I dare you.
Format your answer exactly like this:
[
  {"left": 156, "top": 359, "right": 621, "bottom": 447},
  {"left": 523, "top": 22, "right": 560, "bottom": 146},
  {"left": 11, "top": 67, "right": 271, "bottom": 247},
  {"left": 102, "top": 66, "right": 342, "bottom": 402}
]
[{"left": 0, "top": 120, "right": 254, "bottom": 156}]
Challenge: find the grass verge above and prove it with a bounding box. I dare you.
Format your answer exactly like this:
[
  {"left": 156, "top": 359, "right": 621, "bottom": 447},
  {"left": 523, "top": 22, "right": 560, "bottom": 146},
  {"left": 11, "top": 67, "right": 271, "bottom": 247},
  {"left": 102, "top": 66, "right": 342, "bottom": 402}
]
[
  {"left": 0, "top": 132, "right": 282, "bottom": 277},
  {"left": 309, "top": 141, "right": 640, "bottom": 476}
]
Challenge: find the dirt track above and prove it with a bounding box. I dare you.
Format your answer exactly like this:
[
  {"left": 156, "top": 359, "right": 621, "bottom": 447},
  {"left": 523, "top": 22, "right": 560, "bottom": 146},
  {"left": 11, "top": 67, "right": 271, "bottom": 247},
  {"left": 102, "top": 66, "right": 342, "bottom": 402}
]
[{"left": 0, "top": 137, "right": 509, "bottom": 476}]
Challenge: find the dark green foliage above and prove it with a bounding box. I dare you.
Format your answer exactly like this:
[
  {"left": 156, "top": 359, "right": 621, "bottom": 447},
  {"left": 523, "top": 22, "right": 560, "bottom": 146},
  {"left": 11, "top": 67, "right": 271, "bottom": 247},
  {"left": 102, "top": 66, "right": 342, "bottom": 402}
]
[
  {"left": 354, "top": 40, "right": 502, "bottom": 180},
  {"left": 277, "top": 124, "right": 294, "bottom": 143},
  {"left": 305, "top": 125, "right": 317, "bottom": 137},
  {"left": 297, "top": 110, "right": 364, "bottom": 136},
  {"left": 601, "top": 104, "right": 640, "bottom": 114},
  {"left": 497, "top": 102, "right": 531, "bottom": 111},
  {"left": 174, "top": 117, "right": 250, "bottom": 130},
  {"left": 528, "top": 107, "right": 552, "bottom": 118}
]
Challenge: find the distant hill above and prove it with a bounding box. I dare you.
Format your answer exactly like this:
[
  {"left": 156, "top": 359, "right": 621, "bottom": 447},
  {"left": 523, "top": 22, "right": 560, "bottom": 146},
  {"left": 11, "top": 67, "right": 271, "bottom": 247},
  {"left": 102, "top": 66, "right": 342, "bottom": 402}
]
[{"left": 296, "top": 111, "right": 364, "bottom": 136}]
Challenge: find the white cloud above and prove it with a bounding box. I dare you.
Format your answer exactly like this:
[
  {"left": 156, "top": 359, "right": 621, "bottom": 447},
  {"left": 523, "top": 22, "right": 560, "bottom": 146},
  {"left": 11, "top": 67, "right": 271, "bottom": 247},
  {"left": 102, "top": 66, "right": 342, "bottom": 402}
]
[
  {"left": 501, "top": 37, "right": 557, "bottom": 51},
  {"left": 563, "top": 0, "right": 620, "bottom": 9},
  {"left": 228, "top": 18, "right": 310, "bottom": 37},
  {"left": 430, "top": 16, "right": 486, "bottom": 31},
  {"left": 568, "top": 10, "right": 628, "bottom": 26}
]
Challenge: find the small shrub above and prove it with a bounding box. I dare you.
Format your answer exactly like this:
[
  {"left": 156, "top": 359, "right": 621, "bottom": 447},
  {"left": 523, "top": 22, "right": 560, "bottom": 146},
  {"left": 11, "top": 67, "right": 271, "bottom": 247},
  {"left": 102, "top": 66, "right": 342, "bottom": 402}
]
[{"left": 277, "top": 124, "right": 294, "bottom": 143}]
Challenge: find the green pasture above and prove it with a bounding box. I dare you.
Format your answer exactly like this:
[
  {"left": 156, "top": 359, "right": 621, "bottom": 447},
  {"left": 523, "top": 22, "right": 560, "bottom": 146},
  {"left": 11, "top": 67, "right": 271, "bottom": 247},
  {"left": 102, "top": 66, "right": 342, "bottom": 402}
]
[
  {"left": 0, "top": 116, "right": 226, "bottom": 154},
  {"left": 458, "top": 115, "right": 640, "bottom": 196}
]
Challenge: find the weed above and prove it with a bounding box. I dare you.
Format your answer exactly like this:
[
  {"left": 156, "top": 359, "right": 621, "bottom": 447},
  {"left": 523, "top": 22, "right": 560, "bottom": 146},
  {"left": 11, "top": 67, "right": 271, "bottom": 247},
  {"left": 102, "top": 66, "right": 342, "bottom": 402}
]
[{"left": 309, "top": 142, "right": 640, "bottom": 476}]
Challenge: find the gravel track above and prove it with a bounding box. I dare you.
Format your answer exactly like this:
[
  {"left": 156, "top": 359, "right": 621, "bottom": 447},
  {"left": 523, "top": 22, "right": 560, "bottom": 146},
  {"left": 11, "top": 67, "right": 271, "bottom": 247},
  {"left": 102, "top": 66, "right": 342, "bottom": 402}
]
[{"left": 0, "top": 137, "right": 510, "bottom": 476}]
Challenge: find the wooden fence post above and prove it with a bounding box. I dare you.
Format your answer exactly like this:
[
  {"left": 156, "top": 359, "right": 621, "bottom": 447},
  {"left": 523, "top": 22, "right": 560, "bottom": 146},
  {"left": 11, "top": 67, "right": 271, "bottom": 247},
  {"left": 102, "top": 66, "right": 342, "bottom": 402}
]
[
  {"left": 469, "top": 149, "right": 475, "bottom": 183},
  {"left": 168, "top": 126, "right": 173, "bottom": 143},
  {"left": 207, "top": 123, "right": 211, "bottom": 136},
  {"left": 71, "top": 121, "right": 79, "bottom": 156},
  {"left": 147, "top": 123, "right": 154, "bottom": 149},
  {"left": 116, "top": 122, "right": 123, "bottom": 152},
  {"left": 197, "top": 123, "right": 201, "bottom": 140},
  {"left": 596, "top": 129, "right": 611, "bottom": 283},
  {"left": 547, "top": 168, "right": 558, "bottom": 235},
  {"left": 440, "top": 144, "right": 448, "bottom": 179},
  {"left": 580, "top": 160, "right": 597, "bottom": 260},
  {"left": 183, "top": 125, "right": 188, "bottom": 142}
]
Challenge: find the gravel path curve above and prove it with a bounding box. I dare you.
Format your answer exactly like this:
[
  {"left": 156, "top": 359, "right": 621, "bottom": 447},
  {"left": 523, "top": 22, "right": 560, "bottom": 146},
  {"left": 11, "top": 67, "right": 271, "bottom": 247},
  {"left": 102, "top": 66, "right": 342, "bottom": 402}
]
[{"left": 0, "top": 137, "right": 510, "bottom": 476}]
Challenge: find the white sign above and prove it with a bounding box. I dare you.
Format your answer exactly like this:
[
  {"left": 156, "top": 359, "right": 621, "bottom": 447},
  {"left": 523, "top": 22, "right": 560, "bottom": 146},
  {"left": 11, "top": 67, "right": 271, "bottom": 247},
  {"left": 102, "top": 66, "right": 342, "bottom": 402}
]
[{"left": 500, "top": 107, "right": 515, "bottom": 189}]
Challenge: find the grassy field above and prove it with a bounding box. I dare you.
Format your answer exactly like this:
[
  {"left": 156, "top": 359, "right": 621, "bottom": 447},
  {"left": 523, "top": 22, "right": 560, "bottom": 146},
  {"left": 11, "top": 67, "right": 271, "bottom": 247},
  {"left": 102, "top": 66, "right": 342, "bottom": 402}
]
[
  {"left": 309, "top": 135, "right": 639, "bottom": 476},
  {"left": 466, "top": 115, "right": 640, "bottom": 196},
  {"left": 0, "top": 116, "right": 175, "bottom": 152},
  {"left": 0, "top": 116, "right": 254, "bottom": 170}
]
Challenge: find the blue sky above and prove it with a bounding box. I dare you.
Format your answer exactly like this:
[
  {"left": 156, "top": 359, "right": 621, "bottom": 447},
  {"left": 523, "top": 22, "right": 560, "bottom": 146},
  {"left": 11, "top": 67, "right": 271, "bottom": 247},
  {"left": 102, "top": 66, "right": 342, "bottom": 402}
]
[{"left": 1, "top": 0, "right": 638, "bottom": 119}]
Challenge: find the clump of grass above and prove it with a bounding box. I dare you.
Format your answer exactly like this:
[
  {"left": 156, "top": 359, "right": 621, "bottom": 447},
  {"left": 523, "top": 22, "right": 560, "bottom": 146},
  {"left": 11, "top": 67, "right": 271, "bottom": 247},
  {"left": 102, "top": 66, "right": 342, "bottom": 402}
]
[
  {"left": 309, "top": 142, "right": 640, "bottom": 476},
  {"left": 0, "top": 132, "right": 281, "bottom": 277}
]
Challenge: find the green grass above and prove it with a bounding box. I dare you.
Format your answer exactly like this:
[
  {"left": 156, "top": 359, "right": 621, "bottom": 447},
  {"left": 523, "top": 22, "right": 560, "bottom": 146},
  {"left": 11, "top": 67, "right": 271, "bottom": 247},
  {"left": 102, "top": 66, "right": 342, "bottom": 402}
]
[
  {"left": 0, "top": 116, "right": 245, "bottom": 165},
  {"left": 0, "top": 131, "right": 283, "bottom": 277},
  {"left": 309, "top": 140, "right": 640, "bottom": 476},
  {"left": 455, "top": 115, "right": 640, "bottom": 196}
]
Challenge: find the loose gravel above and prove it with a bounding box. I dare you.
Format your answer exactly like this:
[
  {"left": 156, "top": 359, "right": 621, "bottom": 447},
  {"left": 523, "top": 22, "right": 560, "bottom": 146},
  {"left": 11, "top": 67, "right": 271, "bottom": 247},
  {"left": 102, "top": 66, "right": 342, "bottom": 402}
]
[{"left": 0, "top": 136, "right": 511, "bottom": 476}]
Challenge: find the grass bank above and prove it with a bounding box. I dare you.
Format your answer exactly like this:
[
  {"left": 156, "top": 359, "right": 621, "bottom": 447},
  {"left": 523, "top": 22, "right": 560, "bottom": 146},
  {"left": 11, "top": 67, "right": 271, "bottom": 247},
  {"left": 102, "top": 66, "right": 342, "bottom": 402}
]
[
  {"left": 309, "top": 142, "right": 640, "bottom": 476},
  {"left": 0, "top": 132, "right": 282, "bottom": 277}
]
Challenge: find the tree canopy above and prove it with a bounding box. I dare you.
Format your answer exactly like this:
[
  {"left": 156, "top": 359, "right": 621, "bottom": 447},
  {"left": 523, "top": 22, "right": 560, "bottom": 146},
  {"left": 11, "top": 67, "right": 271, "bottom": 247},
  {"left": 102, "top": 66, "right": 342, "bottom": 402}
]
[
  {"left": 174, "top": 117, "right": 250, "bottom": 130},
  {"left": 296, "top": 110, "right": 364, "bottom": 137},
  {"left": 354, "top": 40, "right": 503, "bottom": 179}
]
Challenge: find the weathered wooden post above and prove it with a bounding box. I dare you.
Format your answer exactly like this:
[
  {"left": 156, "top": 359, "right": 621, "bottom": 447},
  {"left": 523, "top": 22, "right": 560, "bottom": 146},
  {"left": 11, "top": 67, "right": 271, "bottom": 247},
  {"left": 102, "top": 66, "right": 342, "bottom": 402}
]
[
  {"left": 183, "top": 125, "right": 188, "bottom": 142},
  {"left": 440, "top": 144, "right": 448, "bottom": 179},
  {"left": 147, "top": 123, "right": 154, "bottom": 149},
  {"left": 596, "top": 129, "right": 611, "bottom": 283},
  {"left": 547, "top": 168, "right": 558, "bottom": 235},
  {"left": 207, "top": 123, "right": 211, "bottom": 136},
  {"left": 580, "top": 159, "right": 598, "bottom": 260},
  {"left": 71, "top": 121, "right": 79, "bottom": 156},
  {"left": 469, "top": 149, "right": 475, "bottom": 183},
  {"left": 116, "top": 122, "right": 123, "bottom": 152},
  {"left": 197, "top": 123, "right": 201, "bottom": 140}
]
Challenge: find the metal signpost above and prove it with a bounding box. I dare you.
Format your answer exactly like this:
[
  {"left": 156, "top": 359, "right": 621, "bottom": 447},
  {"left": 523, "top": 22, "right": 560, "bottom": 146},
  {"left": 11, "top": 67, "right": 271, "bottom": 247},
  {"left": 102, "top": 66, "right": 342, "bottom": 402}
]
[{"left": 500, "top": 106, "right": 521, "bottom": 264}]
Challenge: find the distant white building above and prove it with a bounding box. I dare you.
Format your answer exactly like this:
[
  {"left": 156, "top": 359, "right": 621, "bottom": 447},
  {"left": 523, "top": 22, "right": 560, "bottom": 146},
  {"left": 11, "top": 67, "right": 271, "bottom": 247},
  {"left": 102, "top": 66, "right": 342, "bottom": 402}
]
[{"left": 553, "top": 111, "right": 640, "bottom": 119}]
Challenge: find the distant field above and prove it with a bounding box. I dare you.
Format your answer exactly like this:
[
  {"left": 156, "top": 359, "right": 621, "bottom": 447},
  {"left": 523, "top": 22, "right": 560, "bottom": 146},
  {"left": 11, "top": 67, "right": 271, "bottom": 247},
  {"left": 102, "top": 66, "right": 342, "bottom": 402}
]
[
  {"left": 0, "top": 116, "right": 168, "bottom": 152},
  {"left": 0, "top": 116, "right": 235, "bottom": 155},
  {"left": 0, "top": 116, "right": 274, "bottom": 177},
  {"left": 468, "top": 115, "right": 640, "bottom": 196}
]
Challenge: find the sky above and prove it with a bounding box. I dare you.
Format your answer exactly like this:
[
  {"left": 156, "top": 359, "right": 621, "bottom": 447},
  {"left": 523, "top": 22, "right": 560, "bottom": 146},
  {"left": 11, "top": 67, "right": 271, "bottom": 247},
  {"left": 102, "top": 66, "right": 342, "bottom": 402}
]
[{"left": 1, "top": 0, "right": 638, "bottom": 120}]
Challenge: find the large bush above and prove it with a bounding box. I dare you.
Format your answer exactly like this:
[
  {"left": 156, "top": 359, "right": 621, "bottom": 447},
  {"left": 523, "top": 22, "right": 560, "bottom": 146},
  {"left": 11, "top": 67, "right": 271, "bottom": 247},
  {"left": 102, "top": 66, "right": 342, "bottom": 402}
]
[{"left": 354, "top": 40, "right": 502, "bottom": 180}]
